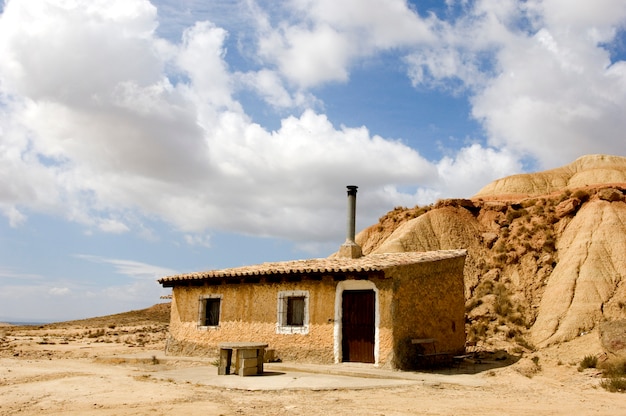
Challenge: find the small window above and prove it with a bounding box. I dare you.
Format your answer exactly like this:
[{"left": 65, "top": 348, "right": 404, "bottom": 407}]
[
  {"left": 287, "top": 296, "right": 305, "bottom": 326},
  {"left": 199, "top": 295, "right": 222, "bottom": 327},
  {"left": 277, "top": 291, "right": 309, "bottom": 334}
]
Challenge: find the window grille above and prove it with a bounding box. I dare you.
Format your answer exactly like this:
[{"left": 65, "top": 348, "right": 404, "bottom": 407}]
[
  {"left": 204, "top": 298, "right": 220, "bottom": 326},
  {"left": 198, "top": 295, "right": 222, "bottom": 328},
  {"left": 277, "top": 291, "right": 309, "bottom": 334},
  {"left": 287, "top": 296, "right": 305, "bottom": 326}
]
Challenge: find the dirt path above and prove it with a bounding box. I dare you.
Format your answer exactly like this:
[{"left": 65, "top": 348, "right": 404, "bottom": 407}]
[
  {"left": 1, "top": 319, "right": 624, "bottom": 415},
  {"left": 1, "top": 354, "right": 623, "bottom": 415}
]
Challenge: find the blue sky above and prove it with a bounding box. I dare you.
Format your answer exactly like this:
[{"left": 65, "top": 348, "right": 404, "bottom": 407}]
[{"left": 1, "top": 0, "right": 626, "bottom": 322}]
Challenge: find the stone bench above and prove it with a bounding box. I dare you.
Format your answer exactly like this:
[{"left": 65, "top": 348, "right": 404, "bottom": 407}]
[{"left": 218, "top": 342, "right": 268, "bottom": 376}]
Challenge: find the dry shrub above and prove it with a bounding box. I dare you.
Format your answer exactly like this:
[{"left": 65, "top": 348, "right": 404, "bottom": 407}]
[
  {"left": 516, "top": 356, "right": 542, "bottom": 378},
  {"left": 571, "top": 189, "right": 591, "bottom": 203},
  {"left": 514, "top": 335, "right": 536, "bottom": 352},
  {"left": 471, "top": 278, "right": 495, "bottom": 300},
  {"left": 600, "top": 377, "right": 626, "bottom": 393},
  {"left": 493, "top": 283, "right": 512, "bottom": 317},
  {"left": 578, "top": 354, "right": 598, "bottom": 371},
  {"left": 468, "top": 319, "right": 488, "bottom": 344},
  {"left": 87, "top": 329, "right": 105, "bottom": 338},
  {"left": 599, "top": 358, "right": 626, "bottom": 393},
  {"left": 506, "top": 208, "right": 528, "bottom": 223}
]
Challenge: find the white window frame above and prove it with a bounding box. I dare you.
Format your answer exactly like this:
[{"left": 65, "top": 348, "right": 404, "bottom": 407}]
[
  {"left": 276, "top": 290, "right": 309, "bottom": 334},
  {"left": 198, "top": 294, "right": 223, "bottom": 329}
]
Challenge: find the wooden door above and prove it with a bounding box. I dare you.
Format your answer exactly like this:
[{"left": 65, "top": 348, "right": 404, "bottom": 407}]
[{"left": 342, "top": 290, "right": 375, "bottom": 363}]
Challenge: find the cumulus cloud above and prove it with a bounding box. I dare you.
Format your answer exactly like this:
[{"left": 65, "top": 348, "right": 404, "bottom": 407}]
[
  {"left": 1, "top": 0, "right": 625, "bottom": 252},
  {"left": 472, "top": 2, "right": 626, "bottom": 168},
  {"left": 0, "top": 0, "right": 446, "bottom": 245},
  {"left": 237, "top": 69, "right": 318, "bottom": 109},
  {"left": 253, "top": 0, "right": 434, "bottom": 88},
  {"left": 436, "top": 144, "right": 522, "bottom": 197},
  {"left": 406, "top": 0, "right": 626, "bottom": 168}
]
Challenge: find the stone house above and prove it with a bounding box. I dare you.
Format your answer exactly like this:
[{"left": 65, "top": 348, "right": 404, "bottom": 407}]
[
  {"left": 157, "top": 187, "right": 467, "bottom": 370},
  {"left": 158, "top": 249, "right": 466, "bottom": 369}
]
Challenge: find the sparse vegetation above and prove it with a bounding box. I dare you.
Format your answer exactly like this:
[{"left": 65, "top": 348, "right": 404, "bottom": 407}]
[
  {"left": 600, "top": 376, "right": 626, "bottom": 393},
  {"left": 571, "top": 189, "right": 591, "bottom": 202},
  {"left": 578, "top": 355, "right": 598, "bottom": 371},
  {"left": 599, "top": 358, "right": 626, "bottom": 393},
  {"left": 514, "top": 335, "right": 536, "bottom": 352}
]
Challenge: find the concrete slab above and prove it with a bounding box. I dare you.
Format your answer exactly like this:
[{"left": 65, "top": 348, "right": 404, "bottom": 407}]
[
  {"left": 102, "top": 351, "right": 487, "bottom": 391},
  {"left": 154, "top": 365, "right": 419, "bottom": 391}
]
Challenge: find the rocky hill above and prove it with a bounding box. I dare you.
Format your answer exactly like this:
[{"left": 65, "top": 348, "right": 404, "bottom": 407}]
[{"left": 354, "top": 154, "right": 626, "bottom": 354}]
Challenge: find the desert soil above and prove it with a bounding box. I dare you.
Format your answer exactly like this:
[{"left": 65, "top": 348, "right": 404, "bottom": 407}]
[{"left": 1, "top": 319, "right": 624, "bottom": 416}]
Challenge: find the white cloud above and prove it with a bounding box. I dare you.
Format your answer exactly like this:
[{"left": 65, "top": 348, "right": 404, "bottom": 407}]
[
  {"left": 0, "top": 0, "right": 446, "bottom": 244},
  {"left": 97, "top": 218, "right": 130, "bottom": 234},
  {"left": 0, "top": 267, "right": 43, "bottom": 280},
  {"left": 1, "top": 0, "right": 625, "bottom": 252},
  {"left": 253, "top": 0, "right": 434, "bottom": 88},
  {"left": 237, "top": 69, "right": 318, "bottom": 109},
  {"left": 0, "top": 0, "right": 161, "bottom": 102},
  {"left": 292, "top": 0, "right": 434, "bottom": 48},
  {"left": 75, "top": 254, "right": 179, "bottom": 280},
  {"left": 184, "top": 233, "right": 211, "bottom": 247},
  {"left": 471, "top": 7, "right": 626, "bottom": 167},
  {"left": 49, "top": 287, "right": 70, "bottom": 296},
  {"left": 258, "top": 23, "right": 352, "bottom": 88},
  {"left": 0, "top": 204, "right": 26, "bottom": 227},
  {"left": 527, "top": 0, "right": 626, "bottom": 30},
  {"left": 404, "top": 0, "right": 626, "bottom": 169},
  {"left": 436, "top": 144, "right": 522, "bottom": 197}
]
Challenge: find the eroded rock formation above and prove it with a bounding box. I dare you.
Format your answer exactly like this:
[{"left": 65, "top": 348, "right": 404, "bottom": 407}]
[{"left": 347, "top": 154, "right": 626, "bottom": 350}]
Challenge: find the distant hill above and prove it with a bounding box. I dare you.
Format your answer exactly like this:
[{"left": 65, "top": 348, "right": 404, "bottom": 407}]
[
  {"left": 41, "top": 302, "right": 171, "bottom": 329},
  {"left": 350, "top": 154, "right": 626, "bottom": 353}
]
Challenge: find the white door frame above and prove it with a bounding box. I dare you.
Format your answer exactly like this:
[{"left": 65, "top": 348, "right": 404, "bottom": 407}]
[{"left": 333, "top": 280, "right": 380, "bottom": 365}]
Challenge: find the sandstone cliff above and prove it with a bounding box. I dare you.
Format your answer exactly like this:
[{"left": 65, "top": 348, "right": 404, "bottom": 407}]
[{"left": 352, "top": 154, "right": 626, "bottom": 352}]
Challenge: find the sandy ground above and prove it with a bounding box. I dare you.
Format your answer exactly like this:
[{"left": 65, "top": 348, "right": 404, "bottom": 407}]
[{"left": 1, "top": 323, "right": 624, "bottom": 416}]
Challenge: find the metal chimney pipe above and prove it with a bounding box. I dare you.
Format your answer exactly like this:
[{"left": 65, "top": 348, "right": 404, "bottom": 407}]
[
  {"left": 338, "top": 185, "right": 362, "bottom": 259},
  {"left": 346, "top": 185, "right": 358, "bottom": 242}
]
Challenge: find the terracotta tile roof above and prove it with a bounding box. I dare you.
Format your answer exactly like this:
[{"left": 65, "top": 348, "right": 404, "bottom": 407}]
[{"left": 157, "top": 249, "right": 466, "bottom": 285}]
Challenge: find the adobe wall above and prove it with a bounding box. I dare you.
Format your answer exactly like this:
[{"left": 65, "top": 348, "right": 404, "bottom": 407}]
[
  {"left": 166, "top": 276, "right": 395, "bottom": 365},
  {"left": 390, "top": 256, "right": 466, "bottom": 370}
]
